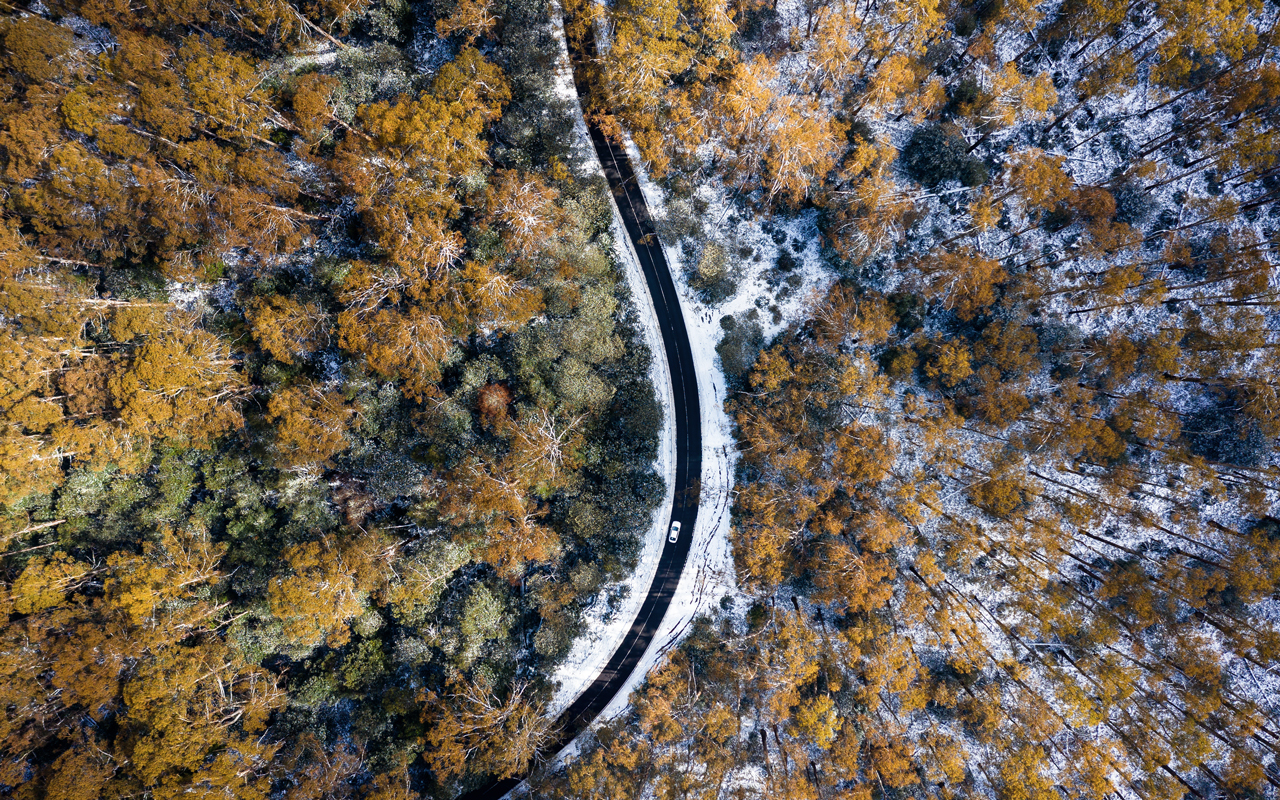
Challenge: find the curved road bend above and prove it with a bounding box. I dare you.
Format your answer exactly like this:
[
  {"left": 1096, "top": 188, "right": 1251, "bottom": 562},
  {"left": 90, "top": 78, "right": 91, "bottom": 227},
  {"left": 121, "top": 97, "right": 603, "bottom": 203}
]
[{"left": 457, "top": 20, "right": 704, "bottom": 800}]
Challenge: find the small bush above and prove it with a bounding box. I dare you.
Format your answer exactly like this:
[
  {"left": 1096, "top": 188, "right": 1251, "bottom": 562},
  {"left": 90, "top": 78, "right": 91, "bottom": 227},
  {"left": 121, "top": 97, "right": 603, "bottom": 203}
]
[
  {"left": 716, "top": 317, "right": 765, "bottom": 386},
  {"left": 739, "top": 5, "right": 782, "bottom": 44},
  {"left": 356, "top": 0, "right": 412, "bottom": 42},
  {"left": 1183, "top": 406, "right": 1267, "bottom": 467},
  {"left": 697, "top": 243, "right": 727, "bottom": 283},
  {"left": 564, "top": 174, "right": 614, "bottom": 239},
  {"left": 879, "top": 346, "right": 918, "bottom": 381},
  {"left": 658, "top": 198, "right": 702, "bottom": 242},
  {"left": 1113, "top": 180, "right": 1154, "bottom": 225},
  {"left": 846, "top": 118, "right": 874, "bottom": 145},
  {"left": 949, "top": 77, "right": 981, "bottom": 109},
  {"left": 960, "top": 158, "right": 990, "bottom": 187},
  {"left": 332, "top": 44, "right": 412, "bottom": 121},
  {"left": 975, "top": 0, "right": 1004, "bottom": 24},
  {"left": 888, "top": 291, "right": 925, "bottom": 332},
  {"left": 690, "top": 242, "right": 738, "bottom": 304},
  {"left": 341, "top": 638, "right": 388, "bottom": 691},
  {"left": 901, "top": 124, "right": 988, "bottom": 187}
]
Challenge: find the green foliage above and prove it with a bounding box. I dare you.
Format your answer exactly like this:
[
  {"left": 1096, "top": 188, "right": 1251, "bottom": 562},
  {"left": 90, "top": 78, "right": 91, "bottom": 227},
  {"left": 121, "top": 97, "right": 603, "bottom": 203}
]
[
  {"left": 356, "top": 0, "right": 414, "bottom": 41},
  {"left": 690, "top": 242, "right": 739, "bottom": 304},
  {"left": 457, "top": 584, "right": 511, "bottom": 667},
  {"left": 331, "top": 43, "right": 413, "bottom": 121},
  {"left": 716, "top": 315, "right": 766, "bottom": 385},
  {"left": 55, "top": 467, "right": 152, "bottom": 547},
  {"left": 901, "top": 123, "right": 988, "bottom": 187},
  {"left": 341, "top": 637, "right": 390, "bottom": 691}
]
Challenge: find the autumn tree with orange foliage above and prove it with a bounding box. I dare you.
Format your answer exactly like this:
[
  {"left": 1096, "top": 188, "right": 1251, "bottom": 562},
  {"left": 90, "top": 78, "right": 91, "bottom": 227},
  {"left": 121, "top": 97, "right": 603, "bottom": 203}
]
[{"left": 2, "top": 0, "right": 666, "bottom": 797}]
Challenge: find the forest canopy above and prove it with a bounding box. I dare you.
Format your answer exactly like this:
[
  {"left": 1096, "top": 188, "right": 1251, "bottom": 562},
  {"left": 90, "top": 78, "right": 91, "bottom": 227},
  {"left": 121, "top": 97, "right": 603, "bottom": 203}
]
[
  {"left": 546, "top": 0, "right": 1280, "bottom": 799},
  {"left": 0, "top": 0, "right": 661, "bottom": 797},
  {"left": 5, "top": 0, "right": 1280, "bottom": 797}
]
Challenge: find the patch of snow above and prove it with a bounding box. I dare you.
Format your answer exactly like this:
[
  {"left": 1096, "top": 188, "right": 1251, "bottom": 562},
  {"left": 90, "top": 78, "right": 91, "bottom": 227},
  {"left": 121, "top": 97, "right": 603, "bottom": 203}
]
[
  {"left": 285, "top": 48, "right": 340, "bottom": 72},
  {"left": 166, "top": 280, "right": 208, "bottom": 312},
  {"left": 62, "top": 15, "right": 115, "bottom": 54},
  {"left": 408, "top": 16, "right": 456, "bottom": 75},
  {"left": 209, "top": 279, "right": 238, "bottom": 312}
]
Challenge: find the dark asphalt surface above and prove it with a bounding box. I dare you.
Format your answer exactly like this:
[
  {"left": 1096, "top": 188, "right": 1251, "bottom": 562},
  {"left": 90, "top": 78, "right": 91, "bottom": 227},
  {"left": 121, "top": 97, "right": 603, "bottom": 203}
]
[{"left": 455, "top": 21, "right": 704, "bottom": 800}]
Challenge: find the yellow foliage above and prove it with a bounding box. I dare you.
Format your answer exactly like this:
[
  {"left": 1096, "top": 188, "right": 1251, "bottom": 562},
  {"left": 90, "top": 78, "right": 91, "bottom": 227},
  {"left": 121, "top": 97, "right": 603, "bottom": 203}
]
[
  {"left": 268, "top": 531, "right": 388, "bottom": 647},
  {"left": 924, "top": 340, "right": 973, "bottom": 388},
  {"left": 792, "top": 694, "right": 839, "bottom": 749},
  {"left": 11, "top": 552, "right": 92, "bottom": 614}
]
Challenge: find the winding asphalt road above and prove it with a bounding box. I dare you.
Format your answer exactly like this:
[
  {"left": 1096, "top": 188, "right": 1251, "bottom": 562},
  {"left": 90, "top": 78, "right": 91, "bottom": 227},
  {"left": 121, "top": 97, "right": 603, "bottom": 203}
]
[{"left": 457, "top": 19, "right": 704, "bottom": 800}]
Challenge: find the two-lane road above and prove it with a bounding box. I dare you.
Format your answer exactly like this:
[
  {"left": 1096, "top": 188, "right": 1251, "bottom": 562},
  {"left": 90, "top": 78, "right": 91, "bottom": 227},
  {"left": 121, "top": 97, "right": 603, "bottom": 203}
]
[{"left": 457, "top": 18, "right": 703, "bottom": 800}]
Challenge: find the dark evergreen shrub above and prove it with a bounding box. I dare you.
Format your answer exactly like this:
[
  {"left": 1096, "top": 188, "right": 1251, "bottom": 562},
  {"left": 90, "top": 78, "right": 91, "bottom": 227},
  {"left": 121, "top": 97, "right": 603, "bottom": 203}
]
[
  {"left": 975, "top": 0, "right": 1004, "bottom": 23},
  {"left": 1183, "top": 406, "right": 1267, "bottom": 467},
  {"left": 949, "top": 77, "right": 981, "bottom": 108},
  {"left": 902, "top": 124, "right": 988, "bottom": 187},
  {"left": 1113, "top": 180, "right": 1154, "bottom": 225},
  {"left": 960, "top": 157, "right": 990, "bottom": 187},
  {"left": 888, "top": 291, "right": 924, "bottom": 331},
  {"left": 716, "top": 317, "right": 765, "bottom": 386},
  {"left": 846, "top": 118, "right": 874, "bottom": 145}
]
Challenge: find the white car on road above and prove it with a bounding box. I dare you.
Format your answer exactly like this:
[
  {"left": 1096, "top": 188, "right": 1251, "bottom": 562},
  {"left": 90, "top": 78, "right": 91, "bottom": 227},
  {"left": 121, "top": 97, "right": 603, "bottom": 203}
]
[{"left": 668, "top": 521, "right": 682, "bottom": 543}]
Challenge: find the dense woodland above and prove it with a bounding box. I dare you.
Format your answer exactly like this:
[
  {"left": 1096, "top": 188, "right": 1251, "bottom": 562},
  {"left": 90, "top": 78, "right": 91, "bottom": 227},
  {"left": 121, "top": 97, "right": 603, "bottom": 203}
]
[
  {"left": 6, "top": 0, "right": 1280, "bottom": 797},
  {"left": 547, "top": 0, "right": 1280, "bottom": 798},
  {"left": 0, "top": 0, "right": 663, "bottom": 796}
]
